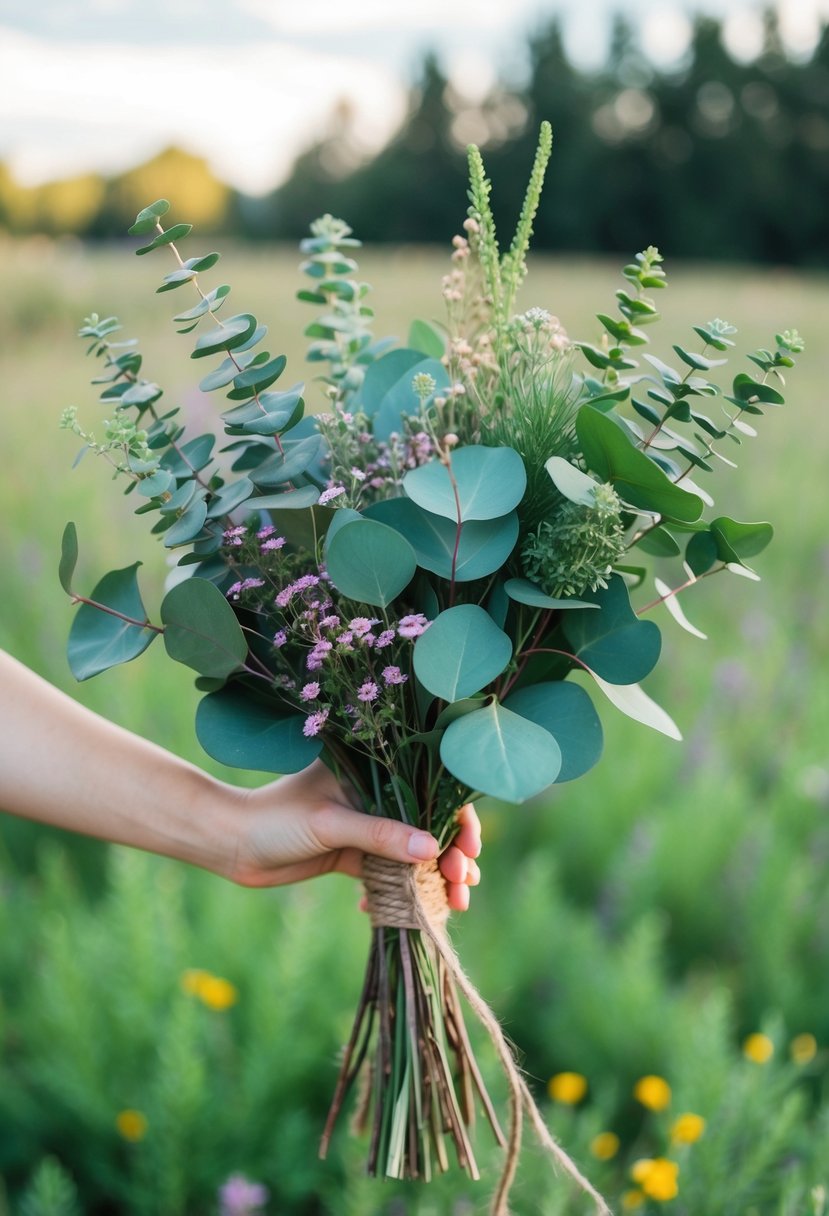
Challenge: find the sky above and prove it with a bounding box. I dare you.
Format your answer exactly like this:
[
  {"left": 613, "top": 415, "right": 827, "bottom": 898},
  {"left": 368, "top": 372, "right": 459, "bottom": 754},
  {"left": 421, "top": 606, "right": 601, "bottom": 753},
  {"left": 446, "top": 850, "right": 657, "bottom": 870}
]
[{"left": 1, "top": 0, "right": 828, "bottom": 195}]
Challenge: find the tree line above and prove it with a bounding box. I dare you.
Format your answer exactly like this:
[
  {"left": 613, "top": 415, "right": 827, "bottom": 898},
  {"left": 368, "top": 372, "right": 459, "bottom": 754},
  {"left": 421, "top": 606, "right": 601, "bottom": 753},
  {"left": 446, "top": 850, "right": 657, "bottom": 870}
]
[{"left": 3, "top": 11, "right": 828, "bottom": 265}]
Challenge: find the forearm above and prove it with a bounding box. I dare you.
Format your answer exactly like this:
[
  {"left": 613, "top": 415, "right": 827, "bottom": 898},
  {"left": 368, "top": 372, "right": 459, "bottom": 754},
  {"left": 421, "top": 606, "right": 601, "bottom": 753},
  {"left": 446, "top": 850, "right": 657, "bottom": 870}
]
[{"left": 0, "top": 651, "right": 237, "bottom": 875}]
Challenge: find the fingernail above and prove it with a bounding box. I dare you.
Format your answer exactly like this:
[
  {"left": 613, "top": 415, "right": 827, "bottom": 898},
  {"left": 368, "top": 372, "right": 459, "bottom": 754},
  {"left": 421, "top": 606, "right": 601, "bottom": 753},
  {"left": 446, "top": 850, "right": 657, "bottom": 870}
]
[{"left": 407, "top": 832, "right": 438, "bottom": 860}]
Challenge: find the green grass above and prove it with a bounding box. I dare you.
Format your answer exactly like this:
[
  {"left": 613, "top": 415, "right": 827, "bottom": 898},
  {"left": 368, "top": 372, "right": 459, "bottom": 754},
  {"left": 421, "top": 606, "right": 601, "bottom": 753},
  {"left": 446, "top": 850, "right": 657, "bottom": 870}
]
[{"left": 2, "top": 235, "right": 829, "bottom": 1213}]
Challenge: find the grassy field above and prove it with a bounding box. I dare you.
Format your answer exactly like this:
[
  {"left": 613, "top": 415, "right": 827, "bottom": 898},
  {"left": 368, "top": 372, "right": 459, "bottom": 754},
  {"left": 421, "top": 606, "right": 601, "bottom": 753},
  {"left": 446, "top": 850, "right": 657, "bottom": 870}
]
[{"left": 1, "top": 234, "right": 829, "bottom": 1213}]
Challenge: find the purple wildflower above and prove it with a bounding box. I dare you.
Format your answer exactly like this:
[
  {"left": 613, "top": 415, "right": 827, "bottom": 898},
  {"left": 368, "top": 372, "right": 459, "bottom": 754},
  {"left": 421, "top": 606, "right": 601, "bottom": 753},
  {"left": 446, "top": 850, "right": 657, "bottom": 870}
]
[
  {"left": 358, "top": 681, "right": 379, "bottom": 703},
  {"left": 350, "top": 467, "right": 366, "bottom": 481},
  {"left": 319, "top": 485, "right": 346, "bottom": 506},
  {"left": 303, "top": 708, "right": 329, "bottom": 737},
  {"left": 218, "top": 1173, "right": 269, "bottom": 1216},
  {"left": 227, "top": 581, "right": 243, "bottom": 598},
  {"left": 375, "top": 629, "right": 396, "bottom": 649},
  {"left": 320, "top": 615, "right": 340, "bottom": 629},
  {"left": 361, "top": 633, "right": 377, "bottom": 647},
  {"left": 272, "top": 630, "right": 288, "bottom": 648},
  {"left": 261, "top": 536, "right": 286, "bottom": 551},
  {"left": 256, "top": 524, "right": 276, "bottom": 539},
  {"left": 382, "top": 666, "right": 407, "bottom": 685},
  {"left": 349, "top": 617, "right": 380, "bottom": 636},
  {"left": 227, "top": 578, "right": 264, "bottom": 600},
  {"left": 398, "top": 613, "right": 431, "bottom": 639},
  {"left": 300, "top": 681, "right": 320, "bottom": 701},
  {"left": 223, "top": 526, "right": 246, "bottom": 547}
]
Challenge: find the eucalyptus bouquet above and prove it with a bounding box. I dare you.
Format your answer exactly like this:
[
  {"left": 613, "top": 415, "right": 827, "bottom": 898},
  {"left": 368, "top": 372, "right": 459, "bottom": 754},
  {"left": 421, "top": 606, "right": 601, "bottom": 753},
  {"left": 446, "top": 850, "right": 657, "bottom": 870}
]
[{"left": 60, "top": 123, "right": 802, "bottom": 1213}]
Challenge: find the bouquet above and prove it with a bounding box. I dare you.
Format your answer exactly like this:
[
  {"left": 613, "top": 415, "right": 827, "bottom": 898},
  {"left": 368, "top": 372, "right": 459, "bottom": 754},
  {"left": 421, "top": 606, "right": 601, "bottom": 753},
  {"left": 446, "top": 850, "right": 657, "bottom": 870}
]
[{"left": 59, "top": 122, "right": 802, "bottom": 1213}]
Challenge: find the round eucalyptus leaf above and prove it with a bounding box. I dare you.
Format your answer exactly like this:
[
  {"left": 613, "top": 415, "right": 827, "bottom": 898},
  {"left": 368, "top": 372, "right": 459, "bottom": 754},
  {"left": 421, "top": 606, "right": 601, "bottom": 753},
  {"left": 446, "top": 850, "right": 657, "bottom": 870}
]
[
  {"left": 250, "top": 434, "right": 324, "bottom": 488},
  {"left": 323, "top": 507, "right": 364, "bottom": 553},
  {"left": 440, "top": 701, "right": 561, "bottom": 802},
  {"left": 226, "top": 354, "right": 288, "bottom": 400},
  {"left": 68, "top": 563, "right": 157, "bottom": 681},
  {"left": 163, "top": 498, "right": 208, "bottom": 549},
  {"left": 710, "top": 516, "right": 773, "bottom": 566},
  {"left": 205, "top": 477, "right": 254, "bottom": 519},
  {"left": 326, "top": 519, "right": 416, "bottom": 608},
  {"left": 403, "top": 445, "right": 526, "bottom": 521},
  {"left": 413, "top": 604, "right": 512, "bottom": 702},
  {"left": 504, "top": 578, "right": 598, "bottom": 610},
  {"left": 196, "top": 686, "right": 322, "bottom": 773},
  {"left": 247, "top": 486, "right": 321, "bottom": 510},
  {"left": 504, "top": 682, "right": 603, "bottom": 782},
  {"left": 408, "top": 319, "right": 445, "bottom": 358},
  {"left": 562, "top": 574, "right": 662, "bottom": 684},
  {"left": 191, "top": 314, "right": 258, "bottom": 360},
  {"left": 128, "top": 198, "right": 170, "bottom": 235},
  {"left": 161, "top": 577, "right": 247, "bottom": 678},
  {"left": 366, "top": 497, "right": 519, "bottom": 582},
  {"left": 160, "top": 433, "right": 215, "bottom": 478}
]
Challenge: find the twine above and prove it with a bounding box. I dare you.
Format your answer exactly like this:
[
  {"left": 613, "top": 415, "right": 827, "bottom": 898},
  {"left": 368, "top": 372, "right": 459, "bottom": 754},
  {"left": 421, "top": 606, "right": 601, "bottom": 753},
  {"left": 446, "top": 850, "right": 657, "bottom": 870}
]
[{"left": 362, "top": 855, "right": 612, "bottom": 1216}]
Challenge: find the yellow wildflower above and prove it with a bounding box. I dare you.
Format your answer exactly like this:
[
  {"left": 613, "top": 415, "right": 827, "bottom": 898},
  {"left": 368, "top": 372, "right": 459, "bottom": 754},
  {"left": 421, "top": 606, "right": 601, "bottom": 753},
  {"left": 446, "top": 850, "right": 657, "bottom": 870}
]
[
  {"left": 621, "top": 1190, "right": 645, "bottom": 1210},
  {"left": 790, "top": 1033, "right": 818, "bottom": 1064},
  {"left": 116, "top": 1109, "right": 147, "bottom": 1142},
  {"left": 180, "top": 969, "right": 238, "bottom": 1011},
  {"left": 631, "top": 1157, "right": 680, "bottom": 1201},
  {"left": 547, "top": 1071, "right": 588, "bottom": 1105},
  {"left": 743, "top": 1032, "right": 774, "bottom": 1063},
  {"left": 197, "top": 975, "right": 238, "bottom": 1011},
  {"left": 590, "top": 1131, "right": 620, "bottom": 1161},
  {"left": 670, "top": 1112, "right": 706, "bottom": 1145},
  {"left": 633, "top": 1074, "right": 672, "bottom": 1111}
]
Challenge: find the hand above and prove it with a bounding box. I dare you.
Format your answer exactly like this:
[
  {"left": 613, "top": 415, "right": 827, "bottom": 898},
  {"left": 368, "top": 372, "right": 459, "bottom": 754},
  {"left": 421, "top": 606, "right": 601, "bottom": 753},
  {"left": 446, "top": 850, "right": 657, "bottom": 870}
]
[{"left": 230, "top": 762, "right": 481, "bottom": 911}]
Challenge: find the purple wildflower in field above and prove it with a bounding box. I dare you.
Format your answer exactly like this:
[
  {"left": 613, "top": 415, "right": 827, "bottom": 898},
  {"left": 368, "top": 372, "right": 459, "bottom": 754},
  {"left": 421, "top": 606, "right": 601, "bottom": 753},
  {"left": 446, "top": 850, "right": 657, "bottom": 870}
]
[
  {"left": 300, "top": 681, "right": 320, "bottom": 701},
  {"left": 358, "top": 681, "right": 379, "bottom": 703},
  {"left": 261, "top": 536, "right": 286, "bottom": 551},
  {"left": 398, "top": 613, "right": 430, "bottom": 639},
  {"left": 375, "top": 629, "right": 396, "bottom": 649},
  {"left": 351, "top": 466, "right": 367, "bottom": 481},
  {"left": 218, "top": 1173, "right": 269, "bottom": 1216},
  {"left": 303, "top": 708, "right": 329, "bottom": 737},
  {"left": 382, "top": 666, "right": 407, "bottom": 685},
  {"left": 319, "top": 485, "right": 346, "bottom": 505},
  {"left": 272, "top": 630, "right": 287, "bottom": 648},
  {"left": 256, "top": 524, "right": 276, "bottom": 539},
  {"left": 320, "top": 614, "right": 340, "bottom": 629}
]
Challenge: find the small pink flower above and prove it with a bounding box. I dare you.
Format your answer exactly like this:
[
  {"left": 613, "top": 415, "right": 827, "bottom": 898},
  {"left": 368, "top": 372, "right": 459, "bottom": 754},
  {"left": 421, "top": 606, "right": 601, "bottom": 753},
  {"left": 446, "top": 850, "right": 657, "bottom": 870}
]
[
  {"left": 256, "top": 524, "right": 276, "bottom": 539},
  {"left": 272, "top": 630, "right": 287, "bottom": 648},
  {"left": 382, "top": 666, "right": 407, "bottom": 685},
  {"left": 319, "top": 485, "right": 346, "bottom": 505},
  {"left": 320, "top": 615, "right": 340, "bottom": 629},
  {"left": 358, "top": 681, "right": 379, "bottom": 703},
  {"left": 349, "top": 617, "right": 380, "bottom": 636},
  {"left": 375, "top": 629, "right": 395, "bottom": 649},
  {"left": 398, "top": 614, "right": 430, "bottom": 639},
  {"left": 300, "top": 682, "right": 320, "bottom": 701},
  {"left": 261, "top": 536, "right": 286, "bottom": 551},
  {"left": 302, "top": 708, "right": 329, "bottom": 737}
]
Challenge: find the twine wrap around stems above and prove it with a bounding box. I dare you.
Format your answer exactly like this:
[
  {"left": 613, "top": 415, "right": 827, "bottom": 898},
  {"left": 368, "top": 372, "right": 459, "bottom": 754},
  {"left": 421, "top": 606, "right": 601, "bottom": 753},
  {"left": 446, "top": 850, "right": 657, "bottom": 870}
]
[{"left": 362, "top": 855, "right": 611, "bottom": 1216}]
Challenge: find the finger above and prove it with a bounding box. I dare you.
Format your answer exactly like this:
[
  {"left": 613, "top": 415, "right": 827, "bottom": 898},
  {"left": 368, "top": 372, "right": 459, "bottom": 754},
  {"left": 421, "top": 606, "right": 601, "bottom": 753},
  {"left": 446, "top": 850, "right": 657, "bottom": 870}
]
[
  {"left": 312, "top": 805, "right": 439, "bottom": 864},
  {"left": 465, "top": 858, "right": 480, "bottom": 886},
  {"left": 454, "top": 803, "right": 482, "bottom": 859},
  {"left": 358, "top": 893, "right": 368, "bottom": 913},
  {"left": 446, "top": 882, "right": 471, "bottom": 913},
  {"left": 438, "top": 845, "right": 468, "bottom": 885}
]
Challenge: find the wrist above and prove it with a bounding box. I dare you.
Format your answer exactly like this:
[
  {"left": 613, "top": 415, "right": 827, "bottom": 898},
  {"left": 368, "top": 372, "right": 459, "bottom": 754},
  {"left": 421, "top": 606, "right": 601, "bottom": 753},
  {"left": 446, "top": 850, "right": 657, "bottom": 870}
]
[{"left": 178, "top": 770, "right": 246, "bottom": 881}]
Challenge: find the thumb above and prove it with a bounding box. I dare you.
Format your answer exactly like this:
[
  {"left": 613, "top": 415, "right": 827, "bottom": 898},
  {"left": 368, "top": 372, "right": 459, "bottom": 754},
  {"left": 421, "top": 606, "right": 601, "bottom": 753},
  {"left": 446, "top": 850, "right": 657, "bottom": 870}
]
[{"left": 315, "top": 804, "right": 439, "bottom": 864}]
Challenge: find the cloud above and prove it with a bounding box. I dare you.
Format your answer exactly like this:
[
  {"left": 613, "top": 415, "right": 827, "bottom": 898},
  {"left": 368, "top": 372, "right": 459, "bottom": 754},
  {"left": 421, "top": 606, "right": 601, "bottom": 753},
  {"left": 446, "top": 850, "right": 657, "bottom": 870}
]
[
  {"left": 238, "top": 0, "right": 511, "bottom": 35},
  {"left": 0, "top": 25, "right": 406, "bottom": 192}
]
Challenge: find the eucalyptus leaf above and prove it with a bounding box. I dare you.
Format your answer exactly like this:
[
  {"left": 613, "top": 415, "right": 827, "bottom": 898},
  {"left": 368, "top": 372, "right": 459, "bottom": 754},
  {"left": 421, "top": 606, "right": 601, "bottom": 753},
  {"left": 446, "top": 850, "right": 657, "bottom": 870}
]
[
  {"left": 440, "top": 701, "right": 561, "bottom": 802},
  {"left": 196, "top": 686, "right": 322, "bottom": 773},
  {"left": 408, "top": 319, "right": 445, "bottom": 359},
  {"left": 249, "top": 434, "right": 324, "bottom": 487},
  {"left": 504, "top": 681, "right": 603, "bottom": 782},
  {"left": 59, "top": 522, "right": 78, "bottom": 594},
  {"left": 563, "top": 575, "right": 661, "bottom": 684},
  {"left": 366, "top": 497, "right": 519, "bottom": 582},
  {"left": 191, "top": 314, "right": 258, "bottom": 360},
  {"left": 68, "top": 563, "right": 157, "bottom": 680},
  {"left": 654, "top": 577, "right": 708, "bottom": 640},
  {"left": 403, "top": 445, "right": 526, "bottom": 522},
  {"left": 128, "top": 198, "right": 170, "bottom": 235},
  {"left": 544, "top": 456, "right": 599, "bottom": 507},
  {"left": 326, "top": 519, "right": 416, "bottom": 608},
  {"left": 163, "top": 498, "right": 208, "bottom": 548},
  {"left": 161, "top": 577, "right": 248, "bottom": 677},
  {"left": 504, "top": 579, "right": 598, "bottom": 610},
  {"left": 589, "top": 672, "right": 682, "bottom": 741},
  {"left": 413, "top": 605, "right": 512, "bottom": 701}
]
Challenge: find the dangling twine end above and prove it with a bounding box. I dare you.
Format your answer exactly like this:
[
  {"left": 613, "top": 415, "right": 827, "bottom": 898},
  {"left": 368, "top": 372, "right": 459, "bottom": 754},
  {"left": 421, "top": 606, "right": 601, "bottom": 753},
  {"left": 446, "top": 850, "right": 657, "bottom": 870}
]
[{"left": 362, "top": 854, "right": 612, "bottom": 1216}]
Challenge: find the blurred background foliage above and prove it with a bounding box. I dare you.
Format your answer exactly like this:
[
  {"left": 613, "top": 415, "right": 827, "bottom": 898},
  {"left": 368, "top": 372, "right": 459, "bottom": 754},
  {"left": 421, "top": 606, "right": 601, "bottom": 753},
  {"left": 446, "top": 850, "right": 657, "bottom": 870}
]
[
  {"left": 2, "top": 10, "right": 829, "bottom": 264},
  {"left": 2, "top": 3, "right": 829, "bottom": 1212}
]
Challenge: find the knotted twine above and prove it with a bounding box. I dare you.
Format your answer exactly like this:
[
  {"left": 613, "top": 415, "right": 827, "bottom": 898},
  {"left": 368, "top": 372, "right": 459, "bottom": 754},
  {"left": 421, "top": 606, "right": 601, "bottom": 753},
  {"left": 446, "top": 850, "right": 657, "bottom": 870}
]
[{"left": 362, "top": 854, "right": 611, "bottom": 1216}]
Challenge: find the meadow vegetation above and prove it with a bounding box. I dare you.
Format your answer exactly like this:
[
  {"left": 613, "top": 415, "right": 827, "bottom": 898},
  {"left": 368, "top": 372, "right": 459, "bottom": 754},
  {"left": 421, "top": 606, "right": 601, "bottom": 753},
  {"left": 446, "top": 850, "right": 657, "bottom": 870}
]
[{"left": 1, "top": 235, "right": 828, "bottom": 1213}]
